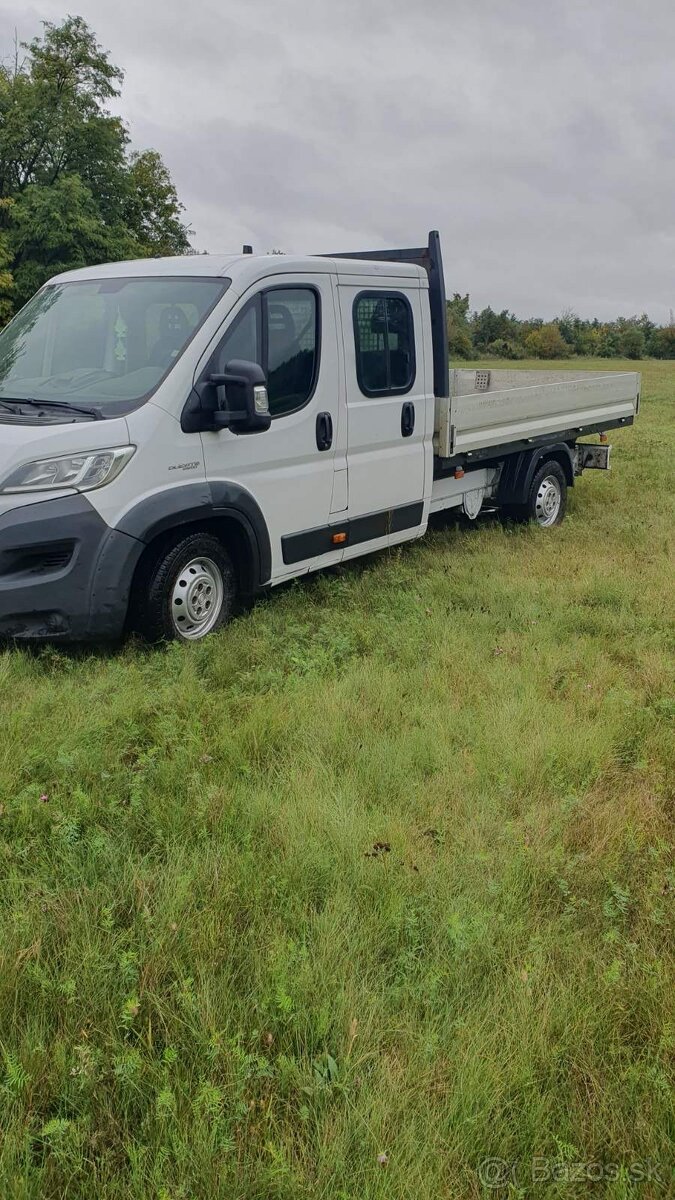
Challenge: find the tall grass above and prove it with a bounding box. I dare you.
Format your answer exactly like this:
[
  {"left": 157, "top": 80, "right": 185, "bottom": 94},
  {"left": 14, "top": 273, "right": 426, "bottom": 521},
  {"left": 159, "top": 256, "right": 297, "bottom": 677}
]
[{"left": 0, "top": 359, "right": 673, "bottom": 1198}]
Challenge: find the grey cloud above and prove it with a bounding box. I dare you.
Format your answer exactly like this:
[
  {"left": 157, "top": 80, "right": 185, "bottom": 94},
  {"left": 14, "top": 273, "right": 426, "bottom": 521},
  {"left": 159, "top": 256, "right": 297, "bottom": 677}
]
[{"left": 1, "top": 0, "right": 674, "bottom": 319}]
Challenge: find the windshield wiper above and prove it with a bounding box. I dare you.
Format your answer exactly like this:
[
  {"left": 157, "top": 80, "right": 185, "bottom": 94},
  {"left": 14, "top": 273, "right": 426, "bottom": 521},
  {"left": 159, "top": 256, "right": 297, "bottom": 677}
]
[{"left": 0, "top": 396, "right": 102, "bottom": 420}]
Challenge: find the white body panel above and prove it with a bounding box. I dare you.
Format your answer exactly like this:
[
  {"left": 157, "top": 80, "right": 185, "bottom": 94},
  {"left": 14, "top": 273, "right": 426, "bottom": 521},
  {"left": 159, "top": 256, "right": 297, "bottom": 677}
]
[{"left": 92, "top": 402, "right": 208, "bottom": 531}]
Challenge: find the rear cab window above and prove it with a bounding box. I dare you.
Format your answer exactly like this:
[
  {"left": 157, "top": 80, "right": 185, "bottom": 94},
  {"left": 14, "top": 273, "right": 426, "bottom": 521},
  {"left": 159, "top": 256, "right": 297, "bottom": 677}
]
[{"left": 353, "top": 292, "right": 416, "bottom": 396}]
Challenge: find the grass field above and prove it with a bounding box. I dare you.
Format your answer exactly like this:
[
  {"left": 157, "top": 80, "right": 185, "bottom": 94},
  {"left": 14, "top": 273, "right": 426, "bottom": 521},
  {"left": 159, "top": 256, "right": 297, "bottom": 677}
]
[{"left": 0, "top": 358, "right": 673, "bottom": 1199}]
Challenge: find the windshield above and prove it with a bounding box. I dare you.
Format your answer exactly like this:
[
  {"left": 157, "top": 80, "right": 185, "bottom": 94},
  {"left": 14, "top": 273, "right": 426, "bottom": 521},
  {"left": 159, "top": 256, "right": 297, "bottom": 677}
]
[{"left": 0, "top": 276, "right": 229, "bottom": 417}]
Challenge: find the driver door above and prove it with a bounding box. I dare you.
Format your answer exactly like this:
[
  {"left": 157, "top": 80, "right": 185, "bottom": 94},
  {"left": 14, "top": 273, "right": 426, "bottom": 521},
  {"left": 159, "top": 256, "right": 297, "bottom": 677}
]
[{"left": 199, "top": 272, "right": 345, "bottom": 581}]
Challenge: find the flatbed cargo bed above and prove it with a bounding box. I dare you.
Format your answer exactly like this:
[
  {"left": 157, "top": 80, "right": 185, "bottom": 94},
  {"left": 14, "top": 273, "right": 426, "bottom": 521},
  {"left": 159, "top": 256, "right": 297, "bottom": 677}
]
[{"left": 435, "top": 368, "right": 640, "bottom": 461}]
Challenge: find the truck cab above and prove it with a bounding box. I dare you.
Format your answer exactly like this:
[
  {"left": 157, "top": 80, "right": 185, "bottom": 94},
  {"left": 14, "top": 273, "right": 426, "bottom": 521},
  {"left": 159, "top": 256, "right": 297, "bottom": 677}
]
[{"left": 0, "top": 234, "right": 638, "bottom": 642}]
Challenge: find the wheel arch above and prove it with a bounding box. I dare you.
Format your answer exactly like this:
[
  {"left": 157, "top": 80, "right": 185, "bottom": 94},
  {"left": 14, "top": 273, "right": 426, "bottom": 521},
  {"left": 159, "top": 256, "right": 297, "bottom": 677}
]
[
  {"left": 497, "top": 442, "right": 575, "bottom": 507},
  {"left": 118, "top": 482, "right": 272, "bottom": 606}
]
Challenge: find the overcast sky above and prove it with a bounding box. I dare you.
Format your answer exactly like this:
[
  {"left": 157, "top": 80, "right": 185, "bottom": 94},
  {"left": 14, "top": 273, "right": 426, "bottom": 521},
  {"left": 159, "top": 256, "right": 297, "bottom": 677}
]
[{"left": 2, "top": 0, "right": 674, "bottom": 321}]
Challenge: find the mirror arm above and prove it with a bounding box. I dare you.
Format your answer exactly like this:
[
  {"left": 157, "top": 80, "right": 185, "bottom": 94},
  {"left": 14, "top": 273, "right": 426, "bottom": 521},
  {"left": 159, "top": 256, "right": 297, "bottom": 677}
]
[
  {"left": 208, "top": 371, "right": 254, "bottom": 429},
  {"left": 211, "top": 408, "right": 249, "bottom": 429},
  {"left": 209, "top": 371, "right": 248, "bottom": 388}
]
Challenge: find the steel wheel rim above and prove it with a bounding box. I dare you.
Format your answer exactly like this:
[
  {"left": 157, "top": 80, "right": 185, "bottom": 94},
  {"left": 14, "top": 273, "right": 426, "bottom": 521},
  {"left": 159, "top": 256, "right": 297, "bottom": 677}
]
[
  {"left": 170, "top": 557, "right": 224, "bottom": 639},
  {"left": 534, "top": 475, "right": 562, "bottom": 526}
]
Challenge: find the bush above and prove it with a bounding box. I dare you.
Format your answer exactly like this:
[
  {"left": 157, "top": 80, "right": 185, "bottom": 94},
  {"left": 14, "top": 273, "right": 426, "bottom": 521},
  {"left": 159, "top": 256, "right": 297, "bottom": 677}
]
[
  {"left": 577, "top": 328, "right": 602, "bottom": 356},
  {"left": 524, "top": 323, "right": 569, "bottom": 359},
  {"left": 486, "top": 338, "right": 526, "bottom": 360},
  {"left": 448, "top": 323, "right": 474, "bottom": 359}
]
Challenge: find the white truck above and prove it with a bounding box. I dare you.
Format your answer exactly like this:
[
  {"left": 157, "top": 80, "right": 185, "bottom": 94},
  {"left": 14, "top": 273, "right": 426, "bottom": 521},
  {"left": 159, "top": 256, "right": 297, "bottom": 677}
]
[{"left": 0, "top": 232, "right": 639, "bottom": 642}]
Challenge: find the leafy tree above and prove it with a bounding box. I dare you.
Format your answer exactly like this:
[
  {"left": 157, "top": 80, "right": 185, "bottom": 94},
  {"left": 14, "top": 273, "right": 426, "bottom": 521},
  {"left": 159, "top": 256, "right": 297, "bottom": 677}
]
[
  {"left": 10, "top": 175, "right": 136, "bottom": 307},
  {"left": 447, "top": 292, "right": 470, "bottom": 322},
  {"left": 557, "top": 308, "right": 576, "bottom": 345},
  {"left": 124, "top": 151, "right": 192, "bottom": 258},
  {"left": 575, "top": 326, "right": 602, "bottom": 356},
  {"left": 556, "top": 309, "right": 588, "bottom": 355},
  {"left": 446, "top": 292, "right": 473, "bottom": 359},
  {"left": 0, "top": 18, "right": 126, "bottom": 201},
  {"left": 617, "top": 326, "right": 645, "bottom": 360},
  {"left": 647, "top": 326, "right": 675, "bottom": 359},
  {"left": 596, "top": 325, "right": 621, "bottom": 357},
  {"left": 471, "top": 306, "right": 519, "bottom": 351},
  {"left": 0, "top": 197, "right": 14, "bottom": 323},
  {"left": 0, "top": 17, "right": 191, "bottom": 322},
  {"left": 627, "top": 313, "right": 656, "bottom": 342},
  {"left": 471, "top": 306, "right": 498, "bottom": 350}
]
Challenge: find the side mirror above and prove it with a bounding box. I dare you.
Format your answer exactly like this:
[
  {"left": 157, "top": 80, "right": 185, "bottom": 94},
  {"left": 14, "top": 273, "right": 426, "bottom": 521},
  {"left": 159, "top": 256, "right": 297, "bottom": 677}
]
[{"left": 210, "top": 359, "right": 271, "bottom": 433}]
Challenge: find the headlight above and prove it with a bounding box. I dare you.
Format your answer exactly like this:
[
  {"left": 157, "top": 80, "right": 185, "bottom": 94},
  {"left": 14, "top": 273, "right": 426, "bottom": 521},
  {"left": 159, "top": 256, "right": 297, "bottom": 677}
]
[{"left": 1, "top": 446, "right": 136, "bottom": 494}]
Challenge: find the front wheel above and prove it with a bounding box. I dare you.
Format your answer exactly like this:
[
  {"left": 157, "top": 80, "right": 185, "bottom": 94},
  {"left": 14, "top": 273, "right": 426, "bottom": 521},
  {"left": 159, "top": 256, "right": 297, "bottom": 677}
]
[
  {"left": 502, "top": 460, "right": 568, "bottom": 527},
  {"left": 134, "top": 532, "right": 236, "bottom": 642}
]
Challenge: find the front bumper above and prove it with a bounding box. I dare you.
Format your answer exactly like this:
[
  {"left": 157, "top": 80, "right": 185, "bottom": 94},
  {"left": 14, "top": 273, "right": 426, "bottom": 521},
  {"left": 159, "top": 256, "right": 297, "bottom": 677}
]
[{"left": 0, "top": 495, "right": 144, "bottom": 641}]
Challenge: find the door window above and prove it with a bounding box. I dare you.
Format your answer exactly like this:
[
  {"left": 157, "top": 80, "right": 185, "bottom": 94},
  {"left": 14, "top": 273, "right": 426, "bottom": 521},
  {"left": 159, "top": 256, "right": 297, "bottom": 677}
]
[
  {"left": 266, "top": 289, "right": 319, "bottom": 416},
  {"left": 213, "top": 296, "right": 261, "bottom": 367},
  {"left": 353, "top": 292, "right": 415, "bottom": 396},
  {"left": 212, "top": 286, "right": 319, "bottom": 417}
]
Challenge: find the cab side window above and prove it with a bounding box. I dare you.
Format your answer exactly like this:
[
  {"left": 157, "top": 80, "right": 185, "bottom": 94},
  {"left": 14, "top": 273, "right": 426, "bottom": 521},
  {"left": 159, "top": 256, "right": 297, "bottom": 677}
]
[
  {"left": 213, "top": 297, "right": 261, "bottom": 369},
  {"left": 353, "top": 292, "right": 415, "bottom": 396},
  {"left": 266, "top": 289, "right": 318, "bottom": 417},
  {"left": 212, "top": 286, "right": 319, "bottom": 418}
]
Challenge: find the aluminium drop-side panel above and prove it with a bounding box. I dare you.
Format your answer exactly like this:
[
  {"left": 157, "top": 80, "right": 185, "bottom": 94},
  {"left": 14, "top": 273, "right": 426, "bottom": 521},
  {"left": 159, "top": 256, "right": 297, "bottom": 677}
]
[{"left": 439, "top": 370, "right": 639, "bottom": 456}]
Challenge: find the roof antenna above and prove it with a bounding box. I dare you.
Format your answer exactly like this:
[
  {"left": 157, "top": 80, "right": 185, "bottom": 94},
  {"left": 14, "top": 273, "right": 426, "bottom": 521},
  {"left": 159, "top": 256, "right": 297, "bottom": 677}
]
[{"left": 242, "top": 244, "right": 253, "bottom": 255}]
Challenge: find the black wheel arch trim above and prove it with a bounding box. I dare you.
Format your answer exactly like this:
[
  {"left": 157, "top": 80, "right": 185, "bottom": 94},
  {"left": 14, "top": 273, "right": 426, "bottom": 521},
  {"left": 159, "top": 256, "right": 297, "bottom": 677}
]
[
  {"left": 496, "top": 443, "right": 574, "bottom": 506},
  {"left": 116, "top": 482, "right": 272, "bottom": 592}
]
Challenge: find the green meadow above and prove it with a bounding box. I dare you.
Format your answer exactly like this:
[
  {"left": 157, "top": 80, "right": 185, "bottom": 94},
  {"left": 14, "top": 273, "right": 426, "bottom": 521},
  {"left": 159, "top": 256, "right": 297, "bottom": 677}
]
[{"left": 0, "top": 359, "right": 673, "bottom": 1198}]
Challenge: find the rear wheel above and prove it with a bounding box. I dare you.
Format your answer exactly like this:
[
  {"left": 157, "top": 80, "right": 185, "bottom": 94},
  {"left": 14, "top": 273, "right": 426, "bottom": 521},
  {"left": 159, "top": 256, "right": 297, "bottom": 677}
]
[
  {"left": 134, "top": 532, "right": 236, "bottom": 642},
  {"left": 502, "top": 460, "right": 568, "bottom": 527}
]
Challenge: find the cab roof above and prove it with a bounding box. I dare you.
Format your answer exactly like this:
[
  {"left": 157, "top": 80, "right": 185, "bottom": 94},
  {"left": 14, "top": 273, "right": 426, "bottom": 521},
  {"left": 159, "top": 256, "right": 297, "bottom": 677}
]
[{"left": 48, "top": 253, "right": 427, "bottom": 287}]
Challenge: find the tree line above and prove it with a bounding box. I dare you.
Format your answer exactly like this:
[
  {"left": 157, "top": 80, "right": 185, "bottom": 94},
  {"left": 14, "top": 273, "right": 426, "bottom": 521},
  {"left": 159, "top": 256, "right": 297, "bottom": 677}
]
[{"left": 447, "top": 294, "right": 675, "bottom": 361}]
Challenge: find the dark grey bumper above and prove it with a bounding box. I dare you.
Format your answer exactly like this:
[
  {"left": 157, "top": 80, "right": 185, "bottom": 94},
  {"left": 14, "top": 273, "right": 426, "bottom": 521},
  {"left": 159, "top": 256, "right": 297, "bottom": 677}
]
[{"left": 0, "top": 495, "right": 144, "bottom": 641}]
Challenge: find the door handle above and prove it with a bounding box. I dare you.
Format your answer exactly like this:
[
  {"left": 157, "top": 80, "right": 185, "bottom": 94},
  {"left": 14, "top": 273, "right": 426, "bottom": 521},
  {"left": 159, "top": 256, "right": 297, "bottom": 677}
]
[
  {"left": 401, "top": 401, "right": 415, "bottom": 438},
  {"left": 316, "top": 411, "right": 333, "bottom": 451}
]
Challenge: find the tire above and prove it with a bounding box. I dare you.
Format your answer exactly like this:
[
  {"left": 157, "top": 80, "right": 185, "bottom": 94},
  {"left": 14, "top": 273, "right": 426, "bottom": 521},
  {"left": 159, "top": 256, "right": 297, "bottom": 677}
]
[
  {"left": 133, "top": 532, "right": 236, "bottom": 643},
  {"left": 503, "top": 460, "right": 568, "bottom": 527}
]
